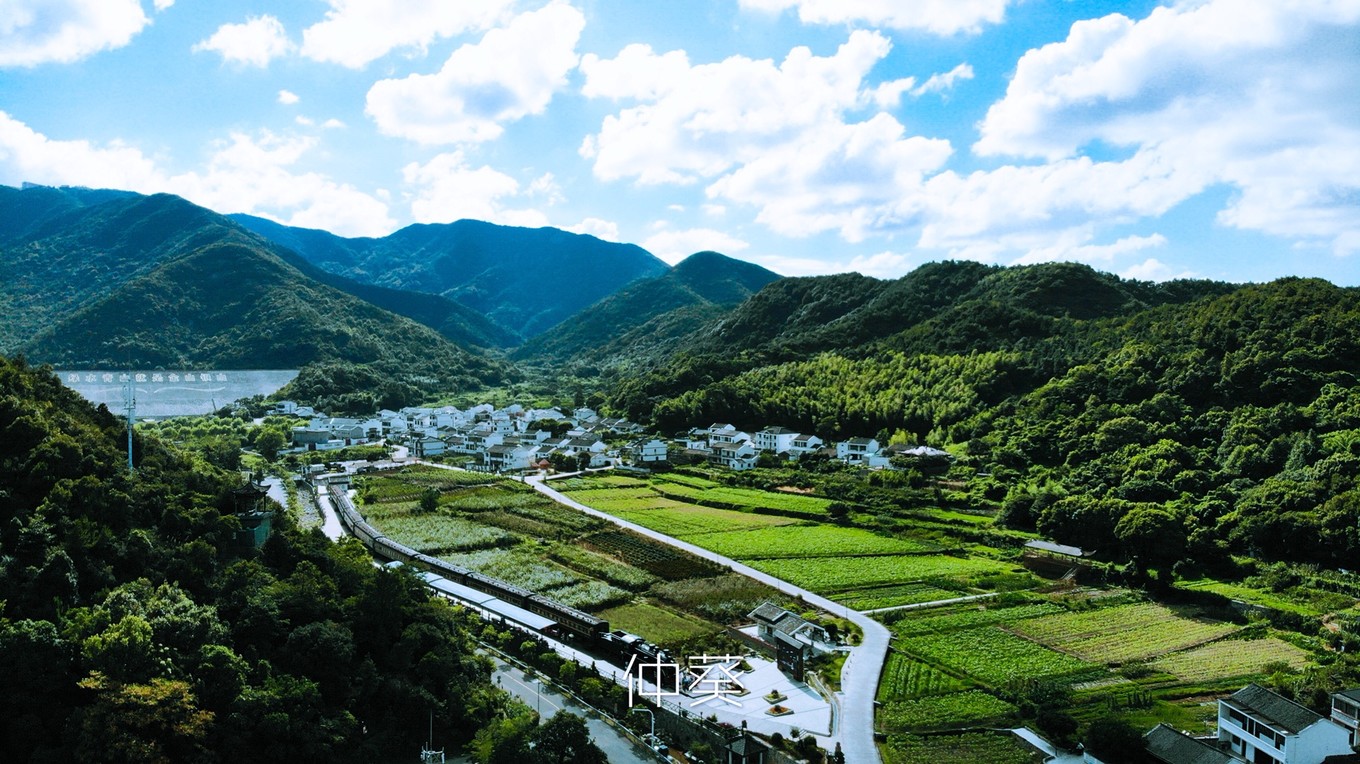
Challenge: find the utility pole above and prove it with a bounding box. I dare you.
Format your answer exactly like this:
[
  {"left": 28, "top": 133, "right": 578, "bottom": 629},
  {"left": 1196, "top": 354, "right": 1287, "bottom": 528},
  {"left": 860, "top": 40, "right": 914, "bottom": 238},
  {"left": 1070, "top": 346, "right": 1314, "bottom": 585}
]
[{"left": 122, "top": 375, "right": 136, "bottom": 472}]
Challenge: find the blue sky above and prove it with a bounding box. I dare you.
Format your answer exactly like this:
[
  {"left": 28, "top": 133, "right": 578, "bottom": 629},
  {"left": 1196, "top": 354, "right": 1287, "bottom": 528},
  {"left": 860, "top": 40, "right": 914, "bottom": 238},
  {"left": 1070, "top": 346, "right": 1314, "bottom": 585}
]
[{"left": 1, "top": 0, "right": 1357, "bottom": 285}]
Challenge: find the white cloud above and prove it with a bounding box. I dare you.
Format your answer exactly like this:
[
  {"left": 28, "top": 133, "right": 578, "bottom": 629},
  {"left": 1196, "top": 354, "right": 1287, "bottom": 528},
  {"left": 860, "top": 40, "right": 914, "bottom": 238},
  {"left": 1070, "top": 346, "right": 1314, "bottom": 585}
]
[
  {"left": 0, "top": 110, "right": 164, "bottom": 188},
  {"left": 0, "top": 0, "right": 148, "bottom": 67},
  {"left": 568, "top": 218, "right": 620, "bottom": 242},
  {"left": 642, "top": 227, "right": 750, "bottom": 264},
  {"left": 526, "top": 173, "right": 563, "bottom": 204},
  {"left": 321, "top": 118, "right": 345, "bottom": 130},
  {"left": 583, "top": 31, "right": 953, "bottom": 242},
  {"left": 300, "top": 0, "right": 511, "bottom": 69},
  {"left": 295, "top": 116, "right": 314, "bottom": 126},
  {"left": 193, "top": 16, "right": 293, "bottom": 68},
  {"left": 1121, "top": 258, "right": 1196, "bottom": 282},
  {"left": 1012, "top": 232, "right": 1167, "bottom": 266},
  {"left": 0, "top": 112, "right": 393, "bottom": 237},
  {"left": 847, "top": 251, "right": 914, "bottom": 279},
  {"left": 277, "top": 89, "right": 299, "bottom": 105},
  {"left": 973, "top": 0, "right": 1360, "bottom": 256},
  {"left": 365, "top": 2, "right": 584, "bottom": 144},
  {"left": 740, "top": 0, "right": 1012, "bottom": 36},
  {"left": 911, "top": 63, "right": 973, "bottom": 96},
  {"left": 154, "top": 0, "right": 174, "bottom": 10},
  {"left": 401, "top": 150, "right": 547, "bottom": 227}
]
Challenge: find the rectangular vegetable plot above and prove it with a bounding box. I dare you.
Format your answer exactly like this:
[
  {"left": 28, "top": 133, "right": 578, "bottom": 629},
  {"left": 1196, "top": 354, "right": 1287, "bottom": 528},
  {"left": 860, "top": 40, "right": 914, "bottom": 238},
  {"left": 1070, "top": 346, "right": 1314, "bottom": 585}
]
[
  {"left": 1007, "top": 602, "right": 1238, "bottom": 664},
  {"left": 905, "top": 627, "right": 1100, "bottom": 686}
]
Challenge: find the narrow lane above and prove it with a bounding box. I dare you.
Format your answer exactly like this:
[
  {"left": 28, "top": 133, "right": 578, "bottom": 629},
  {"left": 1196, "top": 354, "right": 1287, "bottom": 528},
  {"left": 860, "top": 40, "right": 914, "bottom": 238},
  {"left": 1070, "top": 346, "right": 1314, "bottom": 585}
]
[
  {"left": 490, "top": 659, "right": 657, "bottom": 764},
  {"left": 526, "top": 475, "right": 888, "bottom": 764}
]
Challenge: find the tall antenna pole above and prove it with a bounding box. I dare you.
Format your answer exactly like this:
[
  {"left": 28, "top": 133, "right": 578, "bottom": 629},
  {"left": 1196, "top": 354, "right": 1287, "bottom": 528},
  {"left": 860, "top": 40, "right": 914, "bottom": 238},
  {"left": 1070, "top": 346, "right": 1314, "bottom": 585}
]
[{"left": 123, "top": 375, "right": 136, "bottom": 472}]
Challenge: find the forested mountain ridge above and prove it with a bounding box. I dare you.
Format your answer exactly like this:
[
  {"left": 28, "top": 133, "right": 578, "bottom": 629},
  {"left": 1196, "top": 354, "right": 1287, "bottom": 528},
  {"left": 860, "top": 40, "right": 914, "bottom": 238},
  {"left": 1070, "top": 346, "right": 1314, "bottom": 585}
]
[
  {"left": 512, "top": 250, "right": 780, "bottom": 367},
  {"left": 605, "top": 265, "right": 1360, "bottom": 569},
  {"left": 0, "top": 356, "right": 500, "bottom": 761},
  {"left": 0, "top": 186, "right": 512, "bottom": 407},
  {"left": 232, "top": 213, "right": 671, "bottom": 341}
]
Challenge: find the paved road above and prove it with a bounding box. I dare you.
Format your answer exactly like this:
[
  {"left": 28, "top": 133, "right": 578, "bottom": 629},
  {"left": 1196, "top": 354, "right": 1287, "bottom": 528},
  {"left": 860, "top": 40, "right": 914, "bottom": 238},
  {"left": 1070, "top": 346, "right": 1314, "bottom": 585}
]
[
  {"left": 491, "top": 659, "right": 658, "bottom": 764},
  {"left": 527, "top": 475, "right": 888, "bottom": 764}
]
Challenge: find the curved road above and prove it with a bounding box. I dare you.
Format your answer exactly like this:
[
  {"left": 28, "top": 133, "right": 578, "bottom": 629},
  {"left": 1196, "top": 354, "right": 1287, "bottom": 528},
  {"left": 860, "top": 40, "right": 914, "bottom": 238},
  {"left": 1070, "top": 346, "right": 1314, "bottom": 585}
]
[{"left": 526, "top": 475, "right": 888, "bottom": 764}]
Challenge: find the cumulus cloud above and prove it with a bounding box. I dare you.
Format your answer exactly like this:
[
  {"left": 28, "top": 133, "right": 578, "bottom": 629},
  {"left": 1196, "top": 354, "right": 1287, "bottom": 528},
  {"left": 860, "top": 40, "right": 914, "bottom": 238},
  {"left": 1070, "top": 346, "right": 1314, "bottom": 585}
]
[
  {"left": 0, "top": 112, "right": 393, "bottom": 236},
  {"left": 154, "top": 0, "right": 174, "bottom": 10},
  {"left": 301, "top": 0, "right": 511, "bottom": 69},
  {"left": 846, "top": 251, "right": 915, "bottom": 279},
  {"left": 277, "top": 90, "right": 299, "bottom": 105},
  {"left": 973, "top": 0, "right": 1360, "bottom": 256},
  {"left": 740, "top": 0, "right": 1012, "bottom": 36},
  {"left": 582, "top": 32, "right": 954, "bottom": 241},
  {"left": 401, "top": 151, "right": 548, "bottom": 227},
  {"left": 0, "top": 0, "right": 149, "bottom": 67},
  {"left": 568, "top": 218, "right": 620, "bottom": 242},
  {"left": 1120, "top": 257, "right": 1196, "bottom": 282},
  {"left": 642, "top": 227, "right": 750, "bottom": 264},
  {"left": 365, "top": 2, "right": 584, "bottom": 144},
  {"left": 193, "top": 16, "right": 293, "bottom": 68}
]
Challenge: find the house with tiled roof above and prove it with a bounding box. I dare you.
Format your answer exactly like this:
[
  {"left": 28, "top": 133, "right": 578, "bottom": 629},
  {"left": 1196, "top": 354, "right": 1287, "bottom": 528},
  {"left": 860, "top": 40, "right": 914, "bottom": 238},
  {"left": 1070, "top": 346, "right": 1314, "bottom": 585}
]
[{"left": 1218, "top": 684, "right": 1353, "bottom": 764}]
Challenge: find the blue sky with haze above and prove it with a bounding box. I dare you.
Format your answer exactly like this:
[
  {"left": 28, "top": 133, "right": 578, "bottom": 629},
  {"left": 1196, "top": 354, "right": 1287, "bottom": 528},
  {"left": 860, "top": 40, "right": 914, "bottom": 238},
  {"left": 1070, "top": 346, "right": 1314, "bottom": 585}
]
[{"left": 1, "top": 0, "right": 1356, "bottom": 285}]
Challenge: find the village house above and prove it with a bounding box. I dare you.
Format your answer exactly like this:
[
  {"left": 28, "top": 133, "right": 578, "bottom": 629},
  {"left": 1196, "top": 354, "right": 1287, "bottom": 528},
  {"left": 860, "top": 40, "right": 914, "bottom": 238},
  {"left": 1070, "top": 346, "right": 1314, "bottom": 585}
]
[
  {"left": 835, "top": 436, "right": 881, "bottom": 464},
  {"left": 753, "top": 426, "right": 800, "bottom": 455},
  {"left": 747, "top": 601, "right": 832, "bottom": 681},
  {"left": 709, "top": 440, "right": 757, "bottom": 471},
  {"left": 787, "top": 433, "right": 824, "bottom": 457},
  {"left": 625, "top": 438, "right": 669, "bottom": 464},
  {"left": 1217, "top": 684, "right": 1354, "bottom": 764},
  {"left": 1332, "top": 689, "right": 1360, "bottom": 746}
]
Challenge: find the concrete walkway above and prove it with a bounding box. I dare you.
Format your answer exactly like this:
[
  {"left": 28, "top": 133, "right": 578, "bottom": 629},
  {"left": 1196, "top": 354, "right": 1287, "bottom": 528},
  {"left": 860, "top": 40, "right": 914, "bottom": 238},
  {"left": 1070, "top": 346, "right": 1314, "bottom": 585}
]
[
  {"left": 526, "top": 475, "right": 888, "bottom": 764},
  {"left": 862, "top": 592, "right": 999, "bottom": 614}
]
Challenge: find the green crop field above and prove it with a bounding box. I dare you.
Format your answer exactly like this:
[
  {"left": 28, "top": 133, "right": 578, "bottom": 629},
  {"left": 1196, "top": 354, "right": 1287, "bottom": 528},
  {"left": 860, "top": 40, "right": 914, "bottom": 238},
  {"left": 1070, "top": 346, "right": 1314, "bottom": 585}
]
[
  {"left": 371, "top": 514, "right": 515, "bottom": 554},
  {"left": 749, "top": 555, "right": 1019, "bottom": 594},
  {"left": 606, "top": 505, "right": 799, "bottom": 537},
  {"left": 598, "top": 602, "right": 721, "bottom": 647},
  {"left": 1008, "top": 602, "right": 1239, "bottom": 664},
  {"left": 838, "top": 583, "right": 962, "bottom": 611},
  {"left": 883, "top": 732, "right": 1044, "bottom": 764},
  {"left": 440, "top": 548, "right": 584, "bottom": 593},
  {"left": 877, "top": 653, "right": 969, "bottom": 702},
  {"left": 891, "top": 602, "right": 1065, "bottom": 636},
  {"left": 878, "top": 691, "right": 1017, "bottom": 732},
  {"left": 905, "top": 627, "right": 1100, "bottom": 686},
  {"left": 683, "top": 525, "right": 940, "bottom": 559},
  {"left": 540, "top": 579, "right": 631, "bottom": 610},
  {"left": 1150, "top": 637, "right": 1312, "bottom": 683}
]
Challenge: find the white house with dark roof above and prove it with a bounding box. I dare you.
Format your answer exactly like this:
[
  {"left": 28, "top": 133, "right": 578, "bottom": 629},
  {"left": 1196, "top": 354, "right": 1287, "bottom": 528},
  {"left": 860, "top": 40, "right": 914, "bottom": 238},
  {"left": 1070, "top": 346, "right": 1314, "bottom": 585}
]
[
  {"left": 1217, "top": 683, "right": 1353, "bottom": 764},
  {"left": 747, "top": 601, "right": 832, "bottom": 680},
  {"left": 1331, "top": 688, "right": 1360, "bottom": 747},
  {"left": 835, "top": 437, "right": 881, "bottom": 464},
  {"left": 753, "top": 426, "right": 800, "bottom": 454},
  {"left": 787, "top": 434, "right": 824, "bottom": 457}
]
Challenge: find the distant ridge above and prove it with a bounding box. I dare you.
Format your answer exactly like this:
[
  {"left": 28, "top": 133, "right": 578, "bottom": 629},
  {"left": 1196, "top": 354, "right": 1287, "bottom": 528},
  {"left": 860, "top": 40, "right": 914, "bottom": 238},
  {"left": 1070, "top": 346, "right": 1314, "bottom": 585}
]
[
  {"left": 513, "top": 250, "right": 781, "bottom": 367},
  {"left": 232, "top": 213, "right": 671, "bottom": 341}
]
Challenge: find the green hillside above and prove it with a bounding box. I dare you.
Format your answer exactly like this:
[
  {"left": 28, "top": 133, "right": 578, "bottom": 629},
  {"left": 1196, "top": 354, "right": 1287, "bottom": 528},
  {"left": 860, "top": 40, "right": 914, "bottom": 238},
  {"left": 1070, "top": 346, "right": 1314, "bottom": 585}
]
[
  {"left": 606, "top": 264, "right": 1360, "bottom": 568},
  {"left": 513, "top": 250, "right": 780, "bottom": 367},
  {"left": 0, "top": 187, "right": 511, "bottom": 408},
  {"left": 232, "top": 213, "right": 672, "bottom": 340}
]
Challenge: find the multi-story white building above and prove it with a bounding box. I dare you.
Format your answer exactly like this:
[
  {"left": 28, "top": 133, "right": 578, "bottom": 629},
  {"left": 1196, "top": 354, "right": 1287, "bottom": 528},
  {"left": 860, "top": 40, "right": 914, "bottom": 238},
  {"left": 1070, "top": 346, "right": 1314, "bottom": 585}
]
[{"left": 1217, "top": 684, "right": 1353, "bottom": 764}]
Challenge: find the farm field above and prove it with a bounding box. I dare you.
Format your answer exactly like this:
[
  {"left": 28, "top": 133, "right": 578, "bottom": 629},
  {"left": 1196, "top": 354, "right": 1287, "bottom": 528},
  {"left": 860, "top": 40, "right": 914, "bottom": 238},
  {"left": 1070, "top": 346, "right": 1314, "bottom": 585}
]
[
  {"left": 834, "top": 583, "right": 963, "bottom": 611},
  {"left": 1008, "top": 602, "right": 1239, "bottom": 664},
  {"left": 905, "top": 627, "right": 1100, "bottom": 686},
  {"left": 679, "top": 525, "right": 940, "bottom": 559},
  {"left": 598, "top": 602, "right": 722, "bottom": 645},
  {"left": 877, "top": 690, "right": 1018, "bottom": 732},
  {"left": 750, "top": 554, "right": 1020, "bottom": 594},
  {"left": 877, "top": 652, "right": 969, "bottom": 702},
  {"left": 889, "top": 601, "right": 1065, "bottom": 637},
  {"left": 1149, "top": 637, "right": 1312, "bottom": 683},
  {"left": 607, "top": 504, "right": 799, "bottom": 536},
  {"left": 364, "top": 514, "right": 515, "bottom": 554},
  {"left": 882, "top": 732, "right": 1044, "bottom": 764}
]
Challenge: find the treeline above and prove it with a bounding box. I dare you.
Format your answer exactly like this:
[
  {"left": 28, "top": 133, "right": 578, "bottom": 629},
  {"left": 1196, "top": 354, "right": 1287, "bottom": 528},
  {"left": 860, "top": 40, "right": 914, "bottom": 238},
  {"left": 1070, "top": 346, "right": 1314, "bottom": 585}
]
[
  {"left": 604, "top": 266, "right": 1360, "bottom": 571},
  {"left": 0, "top": 357, "right": 505, "bottom": 762}
]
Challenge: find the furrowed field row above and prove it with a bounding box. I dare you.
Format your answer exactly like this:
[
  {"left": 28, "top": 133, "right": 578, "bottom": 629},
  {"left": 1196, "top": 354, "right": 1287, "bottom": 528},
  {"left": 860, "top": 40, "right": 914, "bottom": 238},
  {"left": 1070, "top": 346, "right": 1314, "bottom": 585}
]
[
  {"left": 904, "top": 627, "right": 1100, "bottom": 686},
  {"left": 891, "top": 603, "right": 1066, "bottom": 637},
  {"left": 1149, "top": 637, "right": 1312, "bottom": 683},
  {"left": 877, "top": 691, "right": 1017, "bottom": 732},
  {"left": 1008, "top": 602, "right": 1238, "bottom": 663},
  {"left": 877, "top": 652, "right": 969, "bottom": 702}
]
